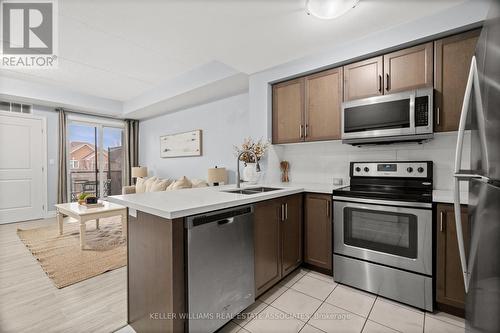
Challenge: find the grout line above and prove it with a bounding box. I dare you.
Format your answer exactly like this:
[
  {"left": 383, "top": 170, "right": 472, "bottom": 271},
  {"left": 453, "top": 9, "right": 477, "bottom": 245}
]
[{"left": 360, "top": 295, "right": 378, "bottom": 333}]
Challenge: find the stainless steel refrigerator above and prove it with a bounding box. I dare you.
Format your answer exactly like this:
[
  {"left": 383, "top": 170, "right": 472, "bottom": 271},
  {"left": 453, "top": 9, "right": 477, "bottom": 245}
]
[{"left": 453, "top": 1, "right": 500, "bottom": 332}]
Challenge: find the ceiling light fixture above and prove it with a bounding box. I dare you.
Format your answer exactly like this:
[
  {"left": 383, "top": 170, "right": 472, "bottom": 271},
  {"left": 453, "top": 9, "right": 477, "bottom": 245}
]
[{"left": 306, "top": 0, "right": 360, "bottom": 20}]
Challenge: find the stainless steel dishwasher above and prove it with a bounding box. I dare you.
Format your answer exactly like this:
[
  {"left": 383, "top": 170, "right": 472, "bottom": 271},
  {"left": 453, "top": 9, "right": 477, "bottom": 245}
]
[{"left": 186, "top": 205, "right": 255, "bottom": 333}]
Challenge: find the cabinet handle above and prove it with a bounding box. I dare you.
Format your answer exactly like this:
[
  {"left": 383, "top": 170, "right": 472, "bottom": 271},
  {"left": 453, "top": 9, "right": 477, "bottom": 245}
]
[
  {"left": 386, "top": 73, "right": 390, "bottom": 91},
  {"left": 304, "top": 124, "right": 308, "bottom": 138},
  {"left": 281, "top": 204, "right": 285, "bottom": 222},
  {"left": 440, "top": 211, "right": 445, "bottom": 232},
  {"left": 285, "top": 203, "right": 288, "bottom": 220},
  {"left": 299, "top": 125, "right": 303, "bottom": 139},
  {"left": 436, "top": 107, "right": 440, "bottom": 126},
  {"left": 378, "top": 75, "right": 382, "bottom": 92}
]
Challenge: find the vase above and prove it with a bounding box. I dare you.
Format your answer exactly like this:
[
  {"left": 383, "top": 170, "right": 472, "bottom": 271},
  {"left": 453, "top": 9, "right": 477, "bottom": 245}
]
[{"left": 242, "top": 162, "right": 260, "bottom": 184}]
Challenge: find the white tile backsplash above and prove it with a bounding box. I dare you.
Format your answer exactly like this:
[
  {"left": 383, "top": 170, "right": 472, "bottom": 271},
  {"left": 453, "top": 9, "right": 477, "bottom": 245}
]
[{"left": 264, "top": 132, "right": 470, "bottom": 191}]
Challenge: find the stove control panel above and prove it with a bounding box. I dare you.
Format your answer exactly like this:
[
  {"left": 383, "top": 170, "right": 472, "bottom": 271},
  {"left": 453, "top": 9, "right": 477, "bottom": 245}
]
[{"left": 352, "top": 162, "right": 430, "bottom": 178}]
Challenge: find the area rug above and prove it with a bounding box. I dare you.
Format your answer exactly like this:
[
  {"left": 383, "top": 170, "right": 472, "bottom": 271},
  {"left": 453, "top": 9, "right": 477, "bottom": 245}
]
[{"left": 17, "top": 216, "right": 126, "bottom": 288}]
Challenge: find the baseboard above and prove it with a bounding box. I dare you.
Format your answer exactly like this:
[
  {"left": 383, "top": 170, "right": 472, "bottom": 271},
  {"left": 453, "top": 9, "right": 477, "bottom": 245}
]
[{"left": 45, "top": 210, "right": 57, "bottom": 218}]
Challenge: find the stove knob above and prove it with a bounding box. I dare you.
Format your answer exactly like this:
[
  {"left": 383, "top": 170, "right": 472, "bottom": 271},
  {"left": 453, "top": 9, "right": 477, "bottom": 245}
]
[
  {"left": 417, "top": 167, "right": 425, "bottom": 173},
  {"left": 407, "top": 167, "right": 413, "bottom": 173},
  {"left": 355, "top": 167, "right": 361, "bottom": 172},
  {"left": 364, "top": 167, "right": 370, "bottom": 172}
]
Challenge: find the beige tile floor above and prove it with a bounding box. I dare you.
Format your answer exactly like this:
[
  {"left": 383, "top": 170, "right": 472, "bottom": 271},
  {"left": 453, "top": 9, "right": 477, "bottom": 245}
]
[{"left": 217, "top": 268, "right": 466, "bottom": 333}]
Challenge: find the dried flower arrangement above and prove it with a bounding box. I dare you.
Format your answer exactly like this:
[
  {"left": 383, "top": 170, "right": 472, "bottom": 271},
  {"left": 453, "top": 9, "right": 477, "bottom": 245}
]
[{"left": 234, "top": 137, "right": 270, "bottom": 164}]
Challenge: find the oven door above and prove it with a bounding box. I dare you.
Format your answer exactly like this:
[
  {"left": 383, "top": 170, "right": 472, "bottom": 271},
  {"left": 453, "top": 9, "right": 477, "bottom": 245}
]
[
  {"left": 341, "top": 91, "right": 416, "bottom": 140},
  {"left": 333, "top": 199, "right": 432, "bottom": 275}
]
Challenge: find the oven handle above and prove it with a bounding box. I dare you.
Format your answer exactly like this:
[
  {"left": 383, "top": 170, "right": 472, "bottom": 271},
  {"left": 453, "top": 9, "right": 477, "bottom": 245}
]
[{"left": 332, "top": 195, "right": 432, "bottom": 209}]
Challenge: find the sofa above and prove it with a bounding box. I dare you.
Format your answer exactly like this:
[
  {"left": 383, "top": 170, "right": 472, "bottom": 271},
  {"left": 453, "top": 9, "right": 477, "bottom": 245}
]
[{"left": 122, "top": 176, "right": 208, "bottom": 195}]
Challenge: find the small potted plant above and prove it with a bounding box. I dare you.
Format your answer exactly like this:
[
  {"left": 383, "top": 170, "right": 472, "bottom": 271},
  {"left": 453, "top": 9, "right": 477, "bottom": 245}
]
[
  {"left": 78, "top": 192, "right": 89, "bottom": 205},
  {"left": 234, "top": 138, "right": 270, "bottom": 184}
]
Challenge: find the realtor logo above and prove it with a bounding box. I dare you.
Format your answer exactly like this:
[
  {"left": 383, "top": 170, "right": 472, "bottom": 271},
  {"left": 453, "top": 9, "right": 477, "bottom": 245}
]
[{"left": 1, "top": 0, "right": 58, "bottom": 68}]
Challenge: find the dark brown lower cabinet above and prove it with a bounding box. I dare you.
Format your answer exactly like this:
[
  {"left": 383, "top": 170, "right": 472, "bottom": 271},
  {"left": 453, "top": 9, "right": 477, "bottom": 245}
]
[
  {"left": 254, "top": 194, "right": 303, "bottom": 297},
  {"left": 281, "top": 194, "right": 303, "bottom": 276},
  {"left": 436, "top": 203, "right": 469, "bottom": 317},
  {"left": 254, "top": 198, "right": 282, "bottom": 296},
  {"left": 304, "top": 194, "right": 332, "bottom": 273}
]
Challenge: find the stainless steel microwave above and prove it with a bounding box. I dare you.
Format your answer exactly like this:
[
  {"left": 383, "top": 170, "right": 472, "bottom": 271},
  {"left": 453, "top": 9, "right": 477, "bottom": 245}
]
[{"left": 341, "top": 88, "right": 433, "bottom": 145}]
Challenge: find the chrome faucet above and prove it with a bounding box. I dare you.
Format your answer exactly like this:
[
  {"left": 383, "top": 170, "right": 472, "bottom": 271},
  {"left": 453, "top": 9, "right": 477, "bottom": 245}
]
[{"left": 236, "top": 149, "right": 260, "bottom": 188}]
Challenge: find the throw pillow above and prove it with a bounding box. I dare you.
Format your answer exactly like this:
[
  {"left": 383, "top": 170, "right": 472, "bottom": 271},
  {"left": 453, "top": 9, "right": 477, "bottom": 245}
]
[
  {"left": 167, "top": 176, "right": 192, "bottom": 190},
  {"left": 191, "top": 179, "right": 208, "bottom": 188},
  {"left": 150, "top": 178, "right": 172, "bottom": 192},
  {"left": 135, "top": 177, "right": 147, "bottom": 193},
  {"left": 144, "top": 177, "right": 158, "bottom": 192}
]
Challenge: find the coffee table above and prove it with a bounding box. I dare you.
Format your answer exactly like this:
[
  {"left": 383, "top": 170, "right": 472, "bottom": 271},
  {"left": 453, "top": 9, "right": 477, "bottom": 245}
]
[{"left": 55, "top": 201, "right": 127, "bottom": 250}]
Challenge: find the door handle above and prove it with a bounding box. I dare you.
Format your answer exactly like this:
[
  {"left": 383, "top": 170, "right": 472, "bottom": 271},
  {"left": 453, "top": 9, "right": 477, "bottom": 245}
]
[
  {"left": 439, "top": 211, "right": 445, "bottom": 232},
  {"left": 436, "top": 107, "right": 440, "bottom": 126},
  {"left": 385, "top": 73, "right": 390, "bottom": 91},
  {"left": 378, "top": 75, "right": 382, "bottom": 92},
  {"left": 453, "top": 56, "right": 485, "bottom": 293}
]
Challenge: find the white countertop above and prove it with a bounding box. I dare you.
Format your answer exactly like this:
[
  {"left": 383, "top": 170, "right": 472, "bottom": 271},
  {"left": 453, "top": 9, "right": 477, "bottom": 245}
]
[
  {"left": 432, "top": 190, "right": 469, "bottom": 205},
  {"left": 107, "top": 184, "right": 306, "bottom": 220},
  {"left": 107, "top": 182, "right": 469, "bottom": 220}
]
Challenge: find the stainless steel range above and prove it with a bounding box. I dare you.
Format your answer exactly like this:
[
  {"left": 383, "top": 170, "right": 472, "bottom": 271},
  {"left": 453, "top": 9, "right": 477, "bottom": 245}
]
[{"left": 332, "top": 161, "right": 433, "bottom": 311}]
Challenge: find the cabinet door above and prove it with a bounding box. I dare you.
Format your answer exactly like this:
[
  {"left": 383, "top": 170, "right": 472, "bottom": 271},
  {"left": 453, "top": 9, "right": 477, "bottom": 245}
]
[
  {"left": 281, "top": 194, "right": 303, "bottom": 277},
  {"left": 304, "top": 67, "right": 343, "bottom": 141},
  {"left": 304, "top": 194, "right": 332, "bottom": 271},
  {"left": 436, "top": 204, "right": 469, "bottom": 311},
  {"left": 383, "top": 42, "right": 433, "bottom": 93},
  {"left": 434, "top": 30, "right": 480, "bottom": 132},
  {"left": 272, "top": 78, "right": 305, "bottom": 144},
  {"left": 254, "top": 199, "right": 282, "bottom": 296},
  {"left": 343, "top": 56, "right": 383, "bottom": 101}
]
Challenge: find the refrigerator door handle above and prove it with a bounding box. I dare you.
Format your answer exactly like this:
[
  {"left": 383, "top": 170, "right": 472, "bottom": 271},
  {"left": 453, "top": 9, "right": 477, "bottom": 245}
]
[{"left": 453, "top": 56, "right": 483, "bottom": 293}]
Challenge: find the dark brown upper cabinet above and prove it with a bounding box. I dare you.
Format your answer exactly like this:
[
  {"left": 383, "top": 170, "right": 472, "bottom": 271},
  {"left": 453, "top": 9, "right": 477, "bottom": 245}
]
[
  {"left": 436, "top": 203, "right": 469, "bottom": 316},
  {"left": 272, "top": 78, "right": 305, "bottom": 144},
  {"left": 434, "top": 29, "right": 480, "bottom": 132},
  {"left": 343, "top": 56, "right": 383, "bottom": 101},
  {"left": 254, "top": 194, "right": 303, "bottom": 297},
  {"left": 304, "top": 194, "right": 332, "bottom": 273},
  {"left": 305, "top": 68, "right": 343, "bottom": 141},
  {"left": 383, "top": 42, "right": 434, "bottom": 94}
]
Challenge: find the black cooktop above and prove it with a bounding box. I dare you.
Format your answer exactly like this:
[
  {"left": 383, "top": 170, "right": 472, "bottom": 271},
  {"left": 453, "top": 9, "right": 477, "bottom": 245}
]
[{"left": 332, "top": 185, "right": 433, "bottom": 203}]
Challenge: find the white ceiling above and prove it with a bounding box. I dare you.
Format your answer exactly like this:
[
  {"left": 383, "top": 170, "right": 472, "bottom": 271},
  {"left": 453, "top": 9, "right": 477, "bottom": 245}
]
[{"left": 1, "top": 0, "right": 468, "bottom": 104}]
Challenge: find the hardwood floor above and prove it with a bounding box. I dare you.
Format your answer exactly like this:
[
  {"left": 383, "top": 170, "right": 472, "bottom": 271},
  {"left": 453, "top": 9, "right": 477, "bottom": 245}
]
[{"left": 0, "top": 217, "right": 127, "bottom": 333}]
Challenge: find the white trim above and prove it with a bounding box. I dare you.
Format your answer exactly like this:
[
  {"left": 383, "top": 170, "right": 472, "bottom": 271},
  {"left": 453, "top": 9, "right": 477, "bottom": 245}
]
[
  {"left": 67, "top": 114, "right": 124, "bottom": 128},
  {"left": 0, "top": 111, "right": 48, "bottom": 219},
  {"left": 46, "top": 210, "right": 57, "bottom": 218}
]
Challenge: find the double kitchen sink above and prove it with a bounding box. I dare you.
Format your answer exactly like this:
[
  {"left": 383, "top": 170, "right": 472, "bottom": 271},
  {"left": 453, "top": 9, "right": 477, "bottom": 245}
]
[{"left": 223, "top": 187, "right": 281, "bottom": 195}]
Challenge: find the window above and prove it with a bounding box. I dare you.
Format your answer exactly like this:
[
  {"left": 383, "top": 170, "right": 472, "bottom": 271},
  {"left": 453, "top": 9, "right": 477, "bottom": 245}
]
[
  {"left": 70, "top": 159, "right": 79, "bottom": 169},
  {"left": 67, "top": 116, "right": 124, "bottom": 202}
]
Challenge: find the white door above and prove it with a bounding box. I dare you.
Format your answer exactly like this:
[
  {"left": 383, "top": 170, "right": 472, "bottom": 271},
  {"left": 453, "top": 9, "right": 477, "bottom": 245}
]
[{"left": 0, "top": 114, "right": 45, "bottom": 223}]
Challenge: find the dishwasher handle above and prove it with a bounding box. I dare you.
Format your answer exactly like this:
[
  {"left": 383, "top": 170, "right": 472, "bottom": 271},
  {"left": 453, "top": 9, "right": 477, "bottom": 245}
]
[{"left": 186, "top": 206, "right": 253, "bottom": 229}]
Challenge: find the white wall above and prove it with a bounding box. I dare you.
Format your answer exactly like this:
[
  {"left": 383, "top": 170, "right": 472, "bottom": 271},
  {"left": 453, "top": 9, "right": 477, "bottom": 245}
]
[{"left": 139, "top": 93, "right": 250, "bottom": 183}]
